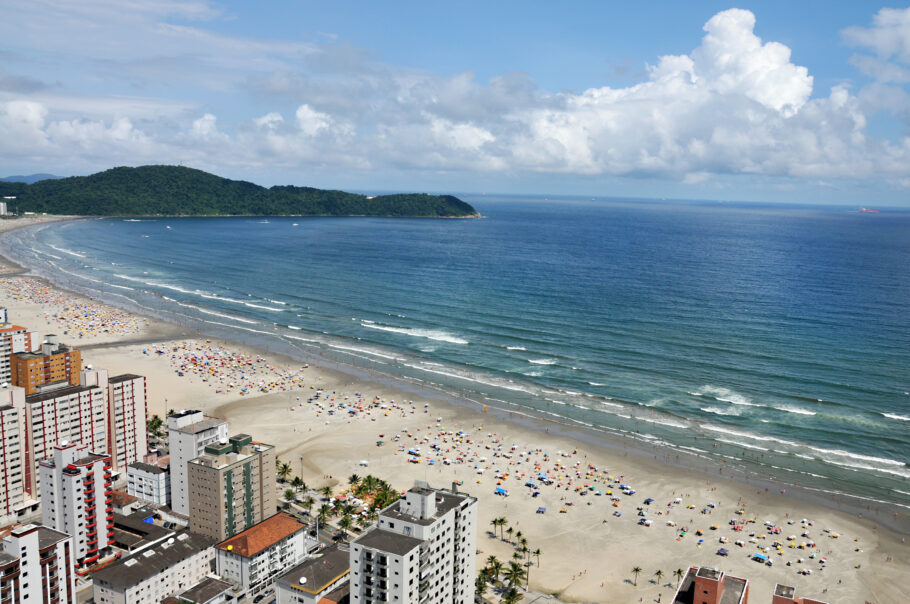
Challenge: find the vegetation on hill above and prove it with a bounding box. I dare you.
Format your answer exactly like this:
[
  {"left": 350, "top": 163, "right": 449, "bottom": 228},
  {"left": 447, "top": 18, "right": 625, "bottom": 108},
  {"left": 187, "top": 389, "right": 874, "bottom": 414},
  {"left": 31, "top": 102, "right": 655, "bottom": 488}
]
[{"left": 0, "top": 165, "right": 479, "bottom": 218}]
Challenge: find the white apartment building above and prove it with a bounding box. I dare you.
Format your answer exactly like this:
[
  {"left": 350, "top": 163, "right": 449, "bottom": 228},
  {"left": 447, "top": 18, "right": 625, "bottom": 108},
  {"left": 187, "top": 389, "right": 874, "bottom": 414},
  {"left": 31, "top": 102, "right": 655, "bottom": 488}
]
[
  {"left": 0, "top": 319, "right": 34, "bottom": 385},
  {"left": 81, "top": 370, "right": 148, "bottom": 474},
  {"left": 0, "top": 385, "right": 28, "bottom": 520},
  {"left": 0, "top": 523, "right": 77, "bottom": 604},
  {"left": 127, "top": 461, "right": 170, "bottom": 506},
  {"left": 92, "top": 531, "right": 215, "bottom": 604},
  {"left": 350, "top": 483, "right": 478, "bottom": 604},
  {"left": 167, "top": 409, "right": 228, "bottom": 515},
  {"left": 39, "top": 442, "right": 113, "bottom": 566},
  {"left": 214, "top": 512, "right": 312, "bottom": 599},
  {"left": 276, "top": 543, "right": 350, "bottom": 604}
]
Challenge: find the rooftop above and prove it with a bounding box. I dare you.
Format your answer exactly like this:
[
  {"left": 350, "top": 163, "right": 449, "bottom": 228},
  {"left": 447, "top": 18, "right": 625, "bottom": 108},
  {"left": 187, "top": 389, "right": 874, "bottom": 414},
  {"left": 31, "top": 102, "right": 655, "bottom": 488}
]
[
  {"left": 215, "top": 512, "right": 306, "bottom": 558},
  {"left": 93, "top": 532, "right": 215, "bottom": 590},
  {"left": 111, "top": 512, "right": 172, "bottom": 551},
  {"left": 381, "top": 487, "right": 471, "bottom": 526},
  {"left": 25, "top": 384, "right": 96, "bottom": 404},
  {"left": 177, "top": 576, "right": 233, "bottom": 603},
  {"left": 13, "top": 343, "right": 74, "bottom": 360},
  {"left": 0, "top": 552, "right": 18, "bottom": 568},
  {"left": 169, "top": 416, "right": 226, "bottom": 435},
  {"left": 276, "top": 544, "right": 350, "bottom": 595},
  {"left": 673, "top": 567, "right": 748, "bottom": 604},
  {"left": 109, "top": 374, "right": 144, "bottom": 383},
  {"left": 129, "top": 461, "right": 166, "bottom": 475},
  {"left": 775, "top": 584, "right": 796, "bottom": 598},
  {"left": 353, "top": 528, "right": 422, "bottom": 556},
  {"left": 111, "top": 490, "right": 139, "bottom": 507},
  {"left": 38, "top": 526, "right": 70, "bottom": 549}
]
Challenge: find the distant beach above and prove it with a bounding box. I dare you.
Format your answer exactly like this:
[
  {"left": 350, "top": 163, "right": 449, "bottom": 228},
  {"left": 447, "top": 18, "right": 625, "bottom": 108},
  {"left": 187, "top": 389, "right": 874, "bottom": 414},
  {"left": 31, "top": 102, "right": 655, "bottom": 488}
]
[{"left": 0, "top": 214, "right": 907, "bottom": 603}]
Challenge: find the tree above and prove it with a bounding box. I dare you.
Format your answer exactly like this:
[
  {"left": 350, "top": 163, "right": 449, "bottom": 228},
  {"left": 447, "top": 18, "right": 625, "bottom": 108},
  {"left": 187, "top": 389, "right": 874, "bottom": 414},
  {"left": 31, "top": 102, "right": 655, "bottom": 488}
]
[
  {"left": 475, "top": 575, "right": 488, "bottom": 599},
  {"left": 348, "top": 474, "right": 360, "bottom": 487},
  {"left": 505, "top": 526, "right": 514, "bottom": 543},
  {"left": 317, "top": 504, "right": 331, "bottom": 526},
  {"left": 291, "top": 476, "right": 304, "bottom": 491},
  {"left": 505, "top": 561, "right": 526, "bottom": 589},
  {"left": 284, "top": 488, "right": 296, "bottom": 502},
  {"left": 654, "top": 569, "right": 664, "bottom": 585},
  {"left": 278, "top": 462, "right": 292, "bottom": 483},
  {"left": 338, "top": 514, "right": 353, "bottom": 538},
  {"left": 147, "top": 415, "right": 163, "bottom": 438},
  {"left": 320, "top": 485, "right": 333, "bottom": 500},
  {"left": 501, "top": 586, "right": 521, "bottom": 604},
  {"left": 488, "top": 558, "right": 503, "bottom": 585},
  {"left": 673, "top": 568, "right": 685, "bottom": 585},
  {"left": 532, "top": 548, "right": 541, "bottom": 567},
  {"left": 302, "top": 496, "right": 315, "bottom": 513},
  {"left": 631, "top": 566, "right": 642, "bottom": 587}
]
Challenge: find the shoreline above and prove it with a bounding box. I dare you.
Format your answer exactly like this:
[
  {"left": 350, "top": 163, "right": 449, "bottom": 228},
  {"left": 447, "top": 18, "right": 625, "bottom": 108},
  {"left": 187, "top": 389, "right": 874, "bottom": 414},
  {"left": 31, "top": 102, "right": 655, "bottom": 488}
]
[{"left": 1, "top": 215, "right": 907, "bottom": 602}]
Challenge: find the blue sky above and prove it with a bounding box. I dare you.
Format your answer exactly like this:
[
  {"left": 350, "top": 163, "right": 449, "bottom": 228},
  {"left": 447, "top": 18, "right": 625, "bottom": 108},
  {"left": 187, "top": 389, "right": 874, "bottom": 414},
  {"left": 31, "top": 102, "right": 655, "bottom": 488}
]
[{"left": 2, "top": 1, "right": 910, "bottom": 205}]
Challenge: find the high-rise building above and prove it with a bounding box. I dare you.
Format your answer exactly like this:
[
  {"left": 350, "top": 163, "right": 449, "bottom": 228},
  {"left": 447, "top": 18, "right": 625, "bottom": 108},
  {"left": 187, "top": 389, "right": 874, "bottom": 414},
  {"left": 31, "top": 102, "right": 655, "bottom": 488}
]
[
  {"left": 187, "top": 433, "right": 276, "bottom": 541},
  {"left": 772, "top": 584, "right": 828, "bottom": 604},
  {"left": 11, "top": 335, "right": 81, "bottom": 396},
  {"left": 126, "top": 461, "right": 170, "bottom": 506},
  {"left": 81, "top": 370, "right": 148, "bottom": 473},
  {"left": 0, "top": 523, "right": 77, "bottom": 604},
  {"left": 39, "top": 442, "right": 114, "bottom": 566},
  {"left": 167, "top": 410, "right": 229, "bottom": 516},
  {"left": 0, "top": 319, "right": 34, "bottom": 385},
  {"left": 672, "top": 567, "right": 750, "bottom": 604},
  {"left": 0, "top": 385, "right": 27, "bottom": 519},
  {"left": 349, "top": 483, "right": 478, "bottom": 604}
]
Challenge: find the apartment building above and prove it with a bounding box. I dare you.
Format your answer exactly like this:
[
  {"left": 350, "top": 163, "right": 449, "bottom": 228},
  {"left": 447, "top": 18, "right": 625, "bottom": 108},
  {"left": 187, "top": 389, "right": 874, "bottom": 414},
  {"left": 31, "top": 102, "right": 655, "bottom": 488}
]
[
  {"left": 187, "top": 434, "right": 276, "bottom": 541},
  {"left": 127, "top": 461, "right": 170, "bottom": 506},
  {"left": 39, "top": 442, "right": 114, "bottom": 566},
  {"left": 167, "top": 410, "right": 229, "bottom": 516},
  {"left": 92, "top": 531, "right": 215, "bottom": 604},
  {"left": 0, "top": 319, "right": 34, "bottom": 384},
  {"left": 81, "top": 370, "right": 148, "bottom": 474},
  {"left": 214, "top": 512, "right": 310, "bottom": 598},
  {"left": 0, "top": 385, "right": 27, "bottom": 519},
  {"left": 11, "top": 335, "right": 81, "bottom": 396},
  {"left": 276, "top": 543, "right": 350, "bottom": 604},
  {"left": 772, "top": 584, "right": 828, "bottom": 604},
  {"left": 0, "top": 523, "right": 76, "bottom": 604},
  {"left": 349, "top": 482, "right": 478, "bottom": 604},
  {"left": 672, "top": 567, "right": 750, "bottom": 604}
]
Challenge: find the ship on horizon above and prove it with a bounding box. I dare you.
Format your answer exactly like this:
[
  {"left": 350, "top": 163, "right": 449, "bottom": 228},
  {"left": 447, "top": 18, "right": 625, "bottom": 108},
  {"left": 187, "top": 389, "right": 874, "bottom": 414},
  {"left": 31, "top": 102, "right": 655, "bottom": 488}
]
[{"left": 859, "top": 208, "right": 880, "bottom": 213}]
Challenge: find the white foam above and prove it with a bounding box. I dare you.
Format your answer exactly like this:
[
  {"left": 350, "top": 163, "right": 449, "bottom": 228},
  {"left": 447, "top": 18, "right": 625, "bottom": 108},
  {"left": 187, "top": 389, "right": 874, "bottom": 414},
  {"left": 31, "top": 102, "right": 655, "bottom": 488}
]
[
  {"left": 773, "top": 405, "right": 816, "bottom": 416},
  {"left": 48, "top": 244, "right": 85, "bottom": 258},
  {"left": 588, "top": 382, "right": 605, "bottom": 386},
  {"left": 528, "top": 358, "right": 557, "bottom": 365},
  {"left": 361, "top": 322, "right": 468, "bottom": 344},
  {"left": 639, "top": 417, "right": 688, "bottom": 430},
  {"left": 328, "top": 344, "right": 402, "bottom": 361},
  {"left": 285, "top": 334, "right": 320, "bottom": 343},
  {"left": 698, "top": 385, "right": 762, "bottom": 407},
  {"left": 287, "top": 325, "right": 301, "bottom": 330},
  {"left": 244, "top": 302, "right": 284, "bottom": 312},
  {"left": 882, "top": 412, "right": 910, "bottom": 421},
  {"left": 108, "top": 284, "right": 135, "bottom": 291},
  {"left": 268, "top": 299, "right": 287, "bottom": 305},
  {"left": 701, "top": 406, "right": 739, "bottom": 416},
  {"left": 506, "top": 346, "right": 526, "bottom": 350},
  {"left": 717, "top": 438, "right": 769, "bottom": 452}
]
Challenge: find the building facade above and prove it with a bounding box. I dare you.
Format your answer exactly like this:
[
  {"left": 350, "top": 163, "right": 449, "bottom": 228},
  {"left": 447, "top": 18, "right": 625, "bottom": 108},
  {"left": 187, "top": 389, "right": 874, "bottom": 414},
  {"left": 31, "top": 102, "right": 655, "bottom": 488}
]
[
  {"left": 39, "top": 442, "right": 114, "bottom": 566},
  {"left": 92, "top": 531, "right": 215, "bottom": 604},
  {"left": 78, "top": 370, "right": 148, "bottom": 474},
  {"left": 167, "top": 410, "right": 229, "bottom": 516},
  {"left": 276, "top": 543, "right": 350, "bottom": 604},
  {"left": 187, "top": 434, "right": 276, "bottom": 541},
  {"left": 349, "top": 483, "right": 478, "bottom": 604},
  {"left": 11, "top": 335, "right": 81, "bottom": 396},
  {"left": 0, "top": 321, "right": 34, "bottom": 385},
  {"left": 127, "top": 461, "right": 170, "bottom": 506},
  {"left": 214, "top": 512, "right": 310, "bottom": 598},
  {"left": 0, "top": 523, "right": 76, "bottom": 604},
  {"left": 0, "top": 385, "right": 27, "bottom": 519}
]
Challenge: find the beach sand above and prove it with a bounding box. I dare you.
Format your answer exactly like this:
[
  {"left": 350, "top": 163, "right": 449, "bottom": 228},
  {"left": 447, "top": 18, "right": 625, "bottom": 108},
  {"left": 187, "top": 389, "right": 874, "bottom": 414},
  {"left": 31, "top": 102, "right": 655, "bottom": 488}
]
[{"left": 1, "top": 216, "right": 907, "bottom": 603}]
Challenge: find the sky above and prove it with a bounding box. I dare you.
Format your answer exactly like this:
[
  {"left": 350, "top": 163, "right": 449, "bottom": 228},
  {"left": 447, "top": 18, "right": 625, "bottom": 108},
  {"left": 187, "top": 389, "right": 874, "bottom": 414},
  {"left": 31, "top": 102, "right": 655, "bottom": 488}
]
[{"left": 2, "top": 1, "right": 910, "bottom": 205}]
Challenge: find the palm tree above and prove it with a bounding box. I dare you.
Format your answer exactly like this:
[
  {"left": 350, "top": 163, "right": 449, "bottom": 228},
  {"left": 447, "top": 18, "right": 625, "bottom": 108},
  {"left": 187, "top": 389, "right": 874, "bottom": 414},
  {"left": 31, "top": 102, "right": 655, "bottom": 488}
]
[
  {"left": 505, "top": 526, "right": 514, "bottom": 543},
  {"left": 301, "top": 496, "right": 315, "bottom": 513},
  {"left": 284, "top": 488, "right": 296, "bottom": 502},
  {"left": 278, "top": 462, "right": 292, "bottom": 483},
  {"left": 488, "top": 558, "right": 503, "bottom": 585},
  {"left": 320, "top": 485, "right": 332, "bottom": 500},
  {"left": 348, "top": 473, "right": 360, "bottom": 487},
  {"left": 501, "top": 587, "right": 521, "bottom": 604},
  {"left": 338, "top": 514, "right": 353, "bottom": 538},
  {"left": 505, "top": 560, "right": 526, "bottom": 589},
  {"left": 275, "top": 457, "right": 283, "bottom": 470},
  {"left": 673, "top": 568, "right": 685, "bottom": 585},
  {"left": 475, "top": 575, "right": 488, "bottom": 599},
  {"left": 498, "top": 517, "right": 508, "bottom": 539},
  {"left": 654, "top": 569, "right": 664, "bottom": 586},
  {"left": 317, "top": 504, "right": 331, "bottom": 526},
  {"left": 518, "top": 537, "right": 528, "bottom": 555},
  {"left": 532, "top": 548, "right": 541, "bottom": 567},
  {"left": 514, "top": 530, "right": 523, "bottom": 544},
  {"left": 147, "top": 415, "right": 163, "bottom": 438},
  {"left": 631, "top": 566, "right": 642, "bottom": 587},
  {"left": 490, "top": 518, "right": 499, "bottom": 537},
  {"left": 291, "top": 476, "right": 304, "bottom": 491}
]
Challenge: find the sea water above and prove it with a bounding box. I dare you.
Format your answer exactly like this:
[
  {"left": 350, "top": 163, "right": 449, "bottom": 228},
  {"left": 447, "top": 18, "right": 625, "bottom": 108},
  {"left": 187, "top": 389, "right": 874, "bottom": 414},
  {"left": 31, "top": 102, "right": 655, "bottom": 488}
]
[{"left": 4, "top": 197, "right": 909, "bottom": 523}]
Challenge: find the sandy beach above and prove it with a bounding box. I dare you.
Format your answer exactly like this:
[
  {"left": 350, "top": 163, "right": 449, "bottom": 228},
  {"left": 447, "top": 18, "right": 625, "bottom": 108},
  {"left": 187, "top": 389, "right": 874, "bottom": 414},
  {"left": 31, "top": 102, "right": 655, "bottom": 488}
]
[{"left": 1, "top": 216, "right": 907, "bottom": 603}]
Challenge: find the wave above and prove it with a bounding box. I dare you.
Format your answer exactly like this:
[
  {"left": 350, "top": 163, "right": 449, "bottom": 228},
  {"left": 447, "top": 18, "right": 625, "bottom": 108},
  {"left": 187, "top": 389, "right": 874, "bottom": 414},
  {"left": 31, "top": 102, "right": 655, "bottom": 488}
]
[
  {"left": 108, "top": 284, "right": 135, "bottom": 291},
  {"left": 199, "top": 293, "right": 248, "bottom": 305},
  {"left": 506, "top": 346, "right": 526, "bottom": 351},
  {"left": 881, "top": 412, "right": 910, "bottom": 421},
  {"left": 48, "top": 244, "right": 85, "bottom": 258},
  {"left": 701, "top": 406, "right": 739, "bottom": 416},
  {"left": 361, "top": 322, "right": 468, "bottom": 344},
  {"left": 268, "top": 299, "right": 287, "bottom": 305},
  {"left": 162, "top": 296, "right": 259, "bottom": 325},
  {"left": 717, "top": 438, "right": 769, "bottom": 452},
  {"left": 773, "top": 405, "right": 816, "bottom": 416},
  {"left": 696, "top": 385, "right": 762, "bottom": 407},
  {"left": 328, "top": 343, "right": 402, "bottom": 361},
  {"left": 244, "top": 302, "right": 285, "bottom": 312},
  {"left": 588, "top": 382, "right": 605, "bottom": 386},
  {"left": 528, "top": 358, "right": 557, "bottom": 365}
]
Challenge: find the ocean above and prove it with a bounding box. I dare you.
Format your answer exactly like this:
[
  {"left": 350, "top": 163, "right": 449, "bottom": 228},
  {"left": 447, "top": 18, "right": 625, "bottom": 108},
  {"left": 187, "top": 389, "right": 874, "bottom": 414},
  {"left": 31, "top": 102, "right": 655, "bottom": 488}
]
[{"left": 4, "top": 198, "right": 909, "bottom": 523}]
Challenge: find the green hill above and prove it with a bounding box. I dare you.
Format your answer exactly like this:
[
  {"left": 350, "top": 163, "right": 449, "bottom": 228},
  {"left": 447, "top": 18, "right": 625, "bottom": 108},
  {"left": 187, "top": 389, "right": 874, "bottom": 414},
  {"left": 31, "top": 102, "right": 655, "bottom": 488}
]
[{"left": 0, "top": 165, "right": 479, "bottom": 218}]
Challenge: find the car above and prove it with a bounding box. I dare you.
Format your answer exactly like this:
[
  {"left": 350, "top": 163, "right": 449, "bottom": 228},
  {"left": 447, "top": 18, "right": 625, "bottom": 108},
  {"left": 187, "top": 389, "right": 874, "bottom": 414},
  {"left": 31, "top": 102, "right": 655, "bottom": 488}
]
[{"left": 253, "top": 595, "right": 266, "bottom": 603}]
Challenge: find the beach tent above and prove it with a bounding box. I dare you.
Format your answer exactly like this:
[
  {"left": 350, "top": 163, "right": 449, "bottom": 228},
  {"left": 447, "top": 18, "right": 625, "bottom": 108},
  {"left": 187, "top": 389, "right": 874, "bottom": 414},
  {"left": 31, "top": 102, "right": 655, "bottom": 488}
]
[
  {"left": 536, "top": 507, "right": 546, "bottom": 514},
  {"left": 752, "top": 553, "right": 768, "bottom": 562},
  {"left": 644, "top": 498, "right": 654, "bottom": 504},
  {"left": 717, "top": 547, "right": 729, "bottom": 556},
  {"left": 495, "top": 487, "right": 508, "bottom": 496}
]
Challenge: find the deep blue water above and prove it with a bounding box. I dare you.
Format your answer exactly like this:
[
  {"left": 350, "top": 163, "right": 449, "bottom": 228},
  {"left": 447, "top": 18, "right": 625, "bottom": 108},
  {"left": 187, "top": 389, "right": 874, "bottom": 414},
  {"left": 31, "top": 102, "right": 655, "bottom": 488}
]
[{"left": 4, "top": 199, "right": 909, "bottom": 516}]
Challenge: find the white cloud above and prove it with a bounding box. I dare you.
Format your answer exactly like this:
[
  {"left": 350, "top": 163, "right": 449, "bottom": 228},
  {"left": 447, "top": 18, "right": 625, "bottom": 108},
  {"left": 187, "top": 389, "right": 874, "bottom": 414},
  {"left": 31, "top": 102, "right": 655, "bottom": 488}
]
[{"left": 2, "top": 5, "right": 910, "bottom": 191}]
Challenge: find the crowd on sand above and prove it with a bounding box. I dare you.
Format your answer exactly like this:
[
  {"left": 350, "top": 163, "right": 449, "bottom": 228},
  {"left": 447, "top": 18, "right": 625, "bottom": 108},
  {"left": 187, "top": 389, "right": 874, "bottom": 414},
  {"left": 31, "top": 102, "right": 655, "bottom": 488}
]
[
  {"left": 0, "top": 277, "right": 148, "bottom": 337},
  {"left": 150, "top": 339, "right": 309, "bottom": 396}
]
